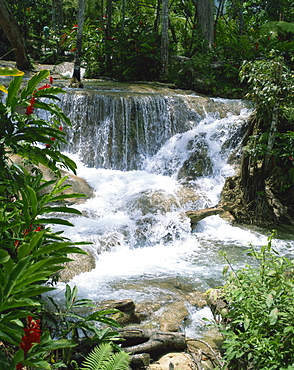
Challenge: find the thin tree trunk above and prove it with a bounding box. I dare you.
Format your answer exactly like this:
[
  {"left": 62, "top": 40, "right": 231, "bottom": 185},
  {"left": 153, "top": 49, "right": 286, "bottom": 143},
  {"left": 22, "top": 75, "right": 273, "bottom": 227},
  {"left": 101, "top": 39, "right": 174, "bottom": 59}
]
[
  {"left": 0, "top": 0, "right": 31, "bottom": 70},
  {"left": 192, "top": 0, "right": 214, "bottom": 47},
  {"left": 161, "top": 0, "right": 169, "bottom": 79},
  {"left": 105, "top": 0, "right": 112, "bottom": 69},
  {"left": 72, "top": 0, "right": 86, "bottom": 83}
]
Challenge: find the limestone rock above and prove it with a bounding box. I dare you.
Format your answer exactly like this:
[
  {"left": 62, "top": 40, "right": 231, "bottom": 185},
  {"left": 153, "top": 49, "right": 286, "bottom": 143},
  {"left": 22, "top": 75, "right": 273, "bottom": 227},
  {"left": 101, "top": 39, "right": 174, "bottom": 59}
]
[
  {"left": 159, "top": 302, "right": 189, "bottom": 332},
  {"left": 59, "top": 252, "right": 96, "bottom": 282},
  {"left": 147, "top": 352, "right": 193, "bottom": 370},
  {"left": 9, "top": 154, "right": 94, "bottom": 204}
]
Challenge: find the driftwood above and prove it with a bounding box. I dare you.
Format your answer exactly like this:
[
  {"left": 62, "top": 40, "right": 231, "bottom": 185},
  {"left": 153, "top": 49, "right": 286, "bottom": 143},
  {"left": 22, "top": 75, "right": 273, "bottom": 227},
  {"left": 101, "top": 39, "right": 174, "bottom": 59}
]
[
  {"left": 186, "top": 203, "right": 234, "bottom": 226},
  {"left": 119, "top": 329, "right": 186, "bottom": 356}
]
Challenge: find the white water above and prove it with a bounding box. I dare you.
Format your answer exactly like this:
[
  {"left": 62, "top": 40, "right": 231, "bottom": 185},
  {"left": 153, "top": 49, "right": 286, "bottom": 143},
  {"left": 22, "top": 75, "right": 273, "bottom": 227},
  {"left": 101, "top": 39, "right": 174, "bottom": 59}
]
[{"left": 49, "top": 100, "right": 294, "bottom": 338}]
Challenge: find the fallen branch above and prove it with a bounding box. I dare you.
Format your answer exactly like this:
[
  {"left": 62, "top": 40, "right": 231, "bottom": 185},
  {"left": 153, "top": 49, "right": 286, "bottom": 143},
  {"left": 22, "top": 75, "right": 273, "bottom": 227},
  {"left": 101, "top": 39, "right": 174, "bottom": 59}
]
[{"left": 119, "top": 329, "right": 186, "bottom": 355}]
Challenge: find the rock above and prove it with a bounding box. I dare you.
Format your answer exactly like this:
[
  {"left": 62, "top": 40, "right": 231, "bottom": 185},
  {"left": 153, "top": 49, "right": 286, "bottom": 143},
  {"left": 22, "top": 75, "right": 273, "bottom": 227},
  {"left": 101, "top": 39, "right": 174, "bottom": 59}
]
[
  {"left": 9, "top": 154, "right": 94, "bottom": 204},
  {"left": 159, "top": 302, "right": 189, "bottom": 332},
  {"left": 147, "top": 352, "right": 193, "bottom": 370},
  {"left": 59, "top": 251, "right": 96, "bottom": 282},
  {"left": 177, "top": 136, "right": 213, "bottom": 181},
  {"left": 127, "top": 190, "right": 180, "bottom": 216},
  {"left": 101, "top": 299, "right": 141, "bottom": 326}
]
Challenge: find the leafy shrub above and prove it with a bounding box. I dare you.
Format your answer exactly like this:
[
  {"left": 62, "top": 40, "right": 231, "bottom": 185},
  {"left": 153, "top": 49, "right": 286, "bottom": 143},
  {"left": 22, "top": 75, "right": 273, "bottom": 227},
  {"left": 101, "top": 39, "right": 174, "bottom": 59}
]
[{"left": 220, "top": 232, "right": 294, "bottom": 369}]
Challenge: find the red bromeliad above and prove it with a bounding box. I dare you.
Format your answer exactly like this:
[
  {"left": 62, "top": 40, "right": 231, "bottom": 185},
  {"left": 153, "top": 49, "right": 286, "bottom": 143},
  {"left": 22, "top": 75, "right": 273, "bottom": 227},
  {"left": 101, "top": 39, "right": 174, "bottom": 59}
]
[{"left": 16, "top": 316, "right": 41, "bottom": 369}]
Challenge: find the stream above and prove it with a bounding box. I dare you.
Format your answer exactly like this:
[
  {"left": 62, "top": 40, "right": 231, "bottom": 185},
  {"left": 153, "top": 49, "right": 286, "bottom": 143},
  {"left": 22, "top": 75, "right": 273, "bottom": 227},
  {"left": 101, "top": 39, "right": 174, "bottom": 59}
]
[{"left": 46, "top": 82, "right": 294, "bottom": 338}]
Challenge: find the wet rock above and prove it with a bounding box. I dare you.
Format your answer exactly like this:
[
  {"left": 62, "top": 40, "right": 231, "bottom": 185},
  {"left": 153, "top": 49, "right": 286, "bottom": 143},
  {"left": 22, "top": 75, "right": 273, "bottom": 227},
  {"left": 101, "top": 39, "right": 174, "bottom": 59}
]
[
  {"left": 159, "top": 302, "right": 189, "bottom": 332},
  {"left": 127, "top": 190, "right": 181, "bottom": 215},
  {"left": 9, "top": 154, "right": 94, "bottom": 204},
  {"left": 59, "top": 251, "right": 96, "bottom": 282},
  {"left": 177, "top": 137, "right": 213, "bottom": 181},
  {"left": 147, "top": 352, "right": 193, "bottom": 370}
]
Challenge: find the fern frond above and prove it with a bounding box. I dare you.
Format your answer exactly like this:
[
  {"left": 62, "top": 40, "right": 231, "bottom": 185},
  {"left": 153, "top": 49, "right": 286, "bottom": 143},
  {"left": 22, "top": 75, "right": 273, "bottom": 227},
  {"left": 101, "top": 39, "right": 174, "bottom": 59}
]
[
  {"left": 80, "top": 342, "right": 113, "bottom": 370},
  {"left": 104, "top": 351, "right": 131, "bottom": 370}
]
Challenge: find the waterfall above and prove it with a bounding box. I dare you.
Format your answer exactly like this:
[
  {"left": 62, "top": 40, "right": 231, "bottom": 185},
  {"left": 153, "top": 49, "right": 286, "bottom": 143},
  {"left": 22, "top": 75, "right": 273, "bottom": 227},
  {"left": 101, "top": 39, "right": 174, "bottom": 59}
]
[
  {"left": 48, "top": 85, "right": 294, "bottom": 338},
  {"left": 59, "top": 89, "right": 249, "bottom": 171}
]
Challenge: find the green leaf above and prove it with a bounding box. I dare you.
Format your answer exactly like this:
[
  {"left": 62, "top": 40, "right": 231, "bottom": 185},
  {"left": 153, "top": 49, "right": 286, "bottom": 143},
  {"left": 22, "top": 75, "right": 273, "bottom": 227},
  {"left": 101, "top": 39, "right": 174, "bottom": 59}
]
[
  {"left": 0, "top": 249, "right": 10, "bottom": 264},
  {"left": 0, "top": 84, "right": 8, "bottom": 94},
  {"left": 0, "top": 297, "right": 40, "bottom": 311},
  {"left": 266, "top": 293, "right": 274, "bottom": 308},
  {"left": 7, "top": 75, "right": 23, "bottom": 106},
  {"left": 40, "top": 206, "right": 82, "bottom": 215},
  {"left": 269, "top": 307, "right": 279, "bottom": 325},
  {"left": 34, "top": 218, "right": 74, "bottom": 226},
  {"left": 20, "top": 70, "right": 50, "bottom": 99},
  {"left": 0, "top": 67, "right": 24, "bottom": 76},
  {"left": 243, "top": 316, "right": 250, "bottom": 331},
  {"left": 22, "top": 359, "right": 51, "bottom": 369},
  {"left": 2, "top": 256, "right": 31, "bottom": 298}
]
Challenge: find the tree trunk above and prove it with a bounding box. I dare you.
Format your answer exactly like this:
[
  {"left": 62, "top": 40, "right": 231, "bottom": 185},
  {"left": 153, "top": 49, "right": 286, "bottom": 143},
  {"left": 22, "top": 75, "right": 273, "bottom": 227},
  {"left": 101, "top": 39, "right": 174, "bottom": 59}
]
[
  {"left": 119, "top": 329, "right": 186, "bottom": 356},
  {"left": 0, "top": 0, "right": 31, "bottom": 70},
  {"left": 52, "top": 0, "right": 64, "bottom": 34},
  {"left": 105, "top": 0, "right": 113, "bottom": 69},
  {"left": 192, "top": 0, "right": 214, "bottom": 47},
  {"left": 161, "top": 0, "right": 169, "bottom": 79},
  {"left": 72, "top": 0, "right": 86, "bottom": 83}
]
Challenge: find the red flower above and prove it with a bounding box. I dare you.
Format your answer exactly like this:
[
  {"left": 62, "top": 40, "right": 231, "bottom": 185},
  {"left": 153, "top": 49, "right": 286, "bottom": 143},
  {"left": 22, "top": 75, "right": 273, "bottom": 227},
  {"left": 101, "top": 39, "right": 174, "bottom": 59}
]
[
  {"left": 70, "top": 47, "right": 76, "bottom": 52},
  {"left": 16, "top": 316, "right": 41, "bottom": 368},
  {"left": 38, "top": 84, "right": 51, "bottom": 90},
  {"left": 25, "top": 97, "right": 36, "bottom": 115},
  {"left": 59, "top": 126, "right": 63, "bottom": 131},
  {"left": 49, "top": 76, "right": 53, "bottom": 84}
]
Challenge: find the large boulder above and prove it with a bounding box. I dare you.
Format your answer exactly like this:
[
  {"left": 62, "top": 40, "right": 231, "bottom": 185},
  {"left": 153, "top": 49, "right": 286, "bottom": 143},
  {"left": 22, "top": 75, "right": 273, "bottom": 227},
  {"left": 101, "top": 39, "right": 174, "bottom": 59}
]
[{"left": 9, "top": 154, "right": 94, "bottom": 204}]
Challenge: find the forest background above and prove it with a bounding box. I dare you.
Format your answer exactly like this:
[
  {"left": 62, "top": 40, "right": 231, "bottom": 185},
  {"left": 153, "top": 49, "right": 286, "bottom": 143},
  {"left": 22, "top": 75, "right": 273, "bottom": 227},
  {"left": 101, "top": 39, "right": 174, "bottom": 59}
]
[{"left": 0, "top": 0, "right": 293, "bottom": 97}]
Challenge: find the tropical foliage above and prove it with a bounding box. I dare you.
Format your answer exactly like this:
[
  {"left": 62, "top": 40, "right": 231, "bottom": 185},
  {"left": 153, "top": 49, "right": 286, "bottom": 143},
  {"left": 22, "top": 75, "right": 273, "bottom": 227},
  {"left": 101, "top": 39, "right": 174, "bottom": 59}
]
[
  {"left": 0, "top": 68, "right": 126, "bottom": 369},
  {"left": 220, "top": 232, "right": 294, "bottom": 369}
]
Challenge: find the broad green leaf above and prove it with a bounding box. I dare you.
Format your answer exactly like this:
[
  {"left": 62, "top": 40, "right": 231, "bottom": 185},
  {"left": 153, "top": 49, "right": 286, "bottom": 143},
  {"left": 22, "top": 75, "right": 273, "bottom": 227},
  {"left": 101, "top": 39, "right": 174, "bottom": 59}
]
[
  {"left": 32, "top": 218, "right": 74, "bottom": 226},
  {"left": 0, "top": 327, "right": 22, "bottom": 346},
  {"left": 269, "top": 307, "right": 279, "bottom": 325},
  {"left": 7, "top": 75, "right": 23, "bottom": 106},
  {"left": 266, "top": 293, "right": 274, "bottom": 308},
  {"left": 22, "top": 359, "right": 50, "bottom": 370},
  {"left": 0, "top": 84, "right": 8, "bottom": 93},
  {"left": 13, "top": 285, "right": 54, "bottom": 299},
  {"left": 20, "top": 70, "right": 50, "bottom": 99},
  {"left": 31, "top": 241, "right": 87, "bottom": 258},
  {"left": 34, "top": 100, "right": 71, "bottom": 126},
  {"left": 0, "top": 297, "right": 40, "bottom": 311},
  {"left": 0, "top": 67, "right": 24, "bottom": 76},
  {"left": 10, "top": 349, "right": 25, "bottom": 370},
  {"left": 2, "top": 256, "right": 31, "bottom": 298},
  {"left": 243, "top": 316, "right": 250, "bottom": 331},
  {"left": 0, "top": 249, "right": 10, "bottom": 264},
  {"left": 18, "top": 230, "right": 45, "bottom": 260},
  {"left": 40, "top": 206, "right": 82, "bottom": 215},
  {"left": 33, "top": 86, "right": 66, "bottom": 97}
]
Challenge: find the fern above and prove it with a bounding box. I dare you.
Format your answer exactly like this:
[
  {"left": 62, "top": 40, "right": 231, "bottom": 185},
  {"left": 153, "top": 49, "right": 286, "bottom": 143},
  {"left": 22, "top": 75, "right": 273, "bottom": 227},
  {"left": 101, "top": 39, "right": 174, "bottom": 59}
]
[{"left": 80, "top": 343, "right": 131, "bottom": 370}]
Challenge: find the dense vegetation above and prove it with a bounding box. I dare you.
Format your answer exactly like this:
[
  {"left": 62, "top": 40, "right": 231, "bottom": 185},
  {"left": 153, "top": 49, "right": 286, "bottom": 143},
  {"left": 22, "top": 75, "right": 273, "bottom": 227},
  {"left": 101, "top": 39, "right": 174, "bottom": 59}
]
[
  {"left": 0, "top": 0, "right": 293, "bottom": 96},
  {"left": 0, "top": 0, "right": 293, "bottom": 369},
  {"left": 0, "top": 68, "right": 130, "bottom": 369}
]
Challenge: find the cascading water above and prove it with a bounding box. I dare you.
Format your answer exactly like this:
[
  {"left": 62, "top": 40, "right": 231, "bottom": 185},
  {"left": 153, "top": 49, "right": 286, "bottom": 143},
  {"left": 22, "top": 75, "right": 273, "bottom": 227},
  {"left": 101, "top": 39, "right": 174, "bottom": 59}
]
[{"left": 49, "top": 84, "right": 294, "bottom": 338}]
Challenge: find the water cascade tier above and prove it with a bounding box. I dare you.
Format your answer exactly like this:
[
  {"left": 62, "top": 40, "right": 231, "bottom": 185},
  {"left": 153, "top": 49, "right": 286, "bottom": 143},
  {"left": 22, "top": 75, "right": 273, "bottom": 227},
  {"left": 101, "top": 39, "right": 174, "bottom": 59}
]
[{"left": 49, "top": 82, "right": 294, "bottom": 338}]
